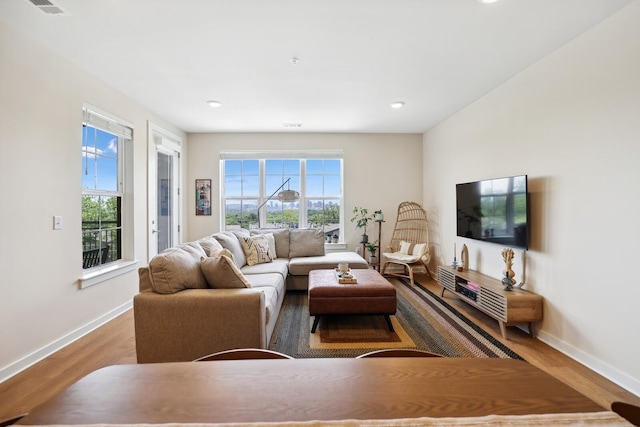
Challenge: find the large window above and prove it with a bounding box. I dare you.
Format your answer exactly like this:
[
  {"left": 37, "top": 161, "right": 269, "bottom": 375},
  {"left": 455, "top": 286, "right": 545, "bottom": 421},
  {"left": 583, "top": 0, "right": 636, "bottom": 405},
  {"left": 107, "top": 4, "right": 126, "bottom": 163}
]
[
  {"left": 221, "top": 152, "right": 343, "bottom": 240},
  {"left": 81, "top": 107, "right": 132, "bottom": 269}
]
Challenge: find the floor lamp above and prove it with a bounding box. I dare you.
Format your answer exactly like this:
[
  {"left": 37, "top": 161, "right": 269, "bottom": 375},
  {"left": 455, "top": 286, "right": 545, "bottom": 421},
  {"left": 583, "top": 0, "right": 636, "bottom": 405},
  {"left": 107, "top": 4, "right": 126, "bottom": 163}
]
[{"left": 257, "top": 178, "right": 300, "bottom": 227}]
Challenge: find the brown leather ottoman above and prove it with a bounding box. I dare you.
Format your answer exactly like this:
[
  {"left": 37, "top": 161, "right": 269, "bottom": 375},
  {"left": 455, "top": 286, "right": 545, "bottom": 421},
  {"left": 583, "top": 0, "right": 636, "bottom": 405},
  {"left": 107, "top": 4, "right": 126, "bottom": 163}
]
[{"left": 308, "top": 269, "right": 397, "bottom": 333}]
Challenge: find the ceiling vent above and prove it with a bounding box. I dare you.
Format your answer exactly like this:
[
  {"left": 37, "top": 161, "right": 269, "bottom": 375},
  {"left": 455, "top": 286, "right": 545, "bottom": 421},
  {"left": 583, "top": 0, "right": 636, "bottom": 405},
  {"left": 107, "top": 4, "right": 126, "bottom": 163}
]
[
  {"left": 26, "top": 0, "right": 68, "bottom": 15},
  {"left": 283, "top": 123, "right": 302, "bottom": 128}
]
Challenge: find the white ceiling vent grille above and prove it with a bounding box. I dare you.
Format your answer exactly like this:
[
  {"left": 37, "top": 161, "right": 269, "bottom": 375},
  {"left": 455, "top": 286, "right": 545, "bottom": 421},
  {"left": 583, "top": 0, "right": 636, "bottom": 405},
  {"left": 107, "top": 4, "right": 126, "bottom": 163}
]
[{"left": 26, "top": 0, "right": 68, "bottom": 15}]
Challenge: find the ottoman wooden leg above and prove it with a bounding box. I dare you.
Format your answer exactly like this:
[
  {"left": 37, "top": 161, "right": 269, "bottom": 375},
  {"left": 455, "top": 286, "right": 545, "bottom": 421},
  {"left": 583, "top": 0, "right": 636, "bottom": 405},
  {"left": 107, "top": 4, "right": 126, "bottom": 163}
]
[{"left": 311, "top": 316, "right": 321, "bottom": 333}]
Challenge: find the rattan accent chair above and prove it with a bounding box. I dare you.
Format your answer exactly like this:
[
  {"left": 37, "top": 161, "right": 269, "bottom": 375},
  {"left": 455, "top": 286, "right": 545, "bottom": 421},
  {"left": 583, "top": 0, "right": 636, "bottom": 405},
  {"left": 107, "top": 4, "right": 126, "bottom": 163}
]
[{"left": 381, "top": 201, "right": 431, "bottom": 285}]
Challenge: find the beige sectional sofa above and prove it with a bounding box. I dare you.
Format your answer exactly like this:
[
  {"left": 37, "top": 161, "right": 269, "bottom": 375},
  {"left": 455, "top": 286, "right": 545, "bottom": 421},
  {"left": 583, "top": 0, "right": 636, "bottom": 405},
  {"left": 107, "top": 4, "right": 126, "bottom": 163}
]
[{"left": 134, "top": 228, "right": 368, "bottom": 363}]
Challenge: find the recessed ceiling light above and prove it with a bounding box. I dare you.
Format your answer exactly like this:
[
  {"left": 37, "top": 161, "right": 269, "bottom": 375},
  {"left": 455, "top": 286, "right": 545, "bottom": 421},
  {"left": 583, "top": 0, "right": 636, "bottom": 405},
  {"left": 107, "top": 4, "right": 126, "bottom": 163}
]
[
  {"left": 207, "top": 100, "right": 222, "bottom": 108},
  {"left": 290, "top": 57, "right": 300, "bottom": 65},
  {"left": 478, "top": 0, "right": 499, "bottom": 4},
  {"left": 390, "top": 101, "right": 405, "bottom": 109}
]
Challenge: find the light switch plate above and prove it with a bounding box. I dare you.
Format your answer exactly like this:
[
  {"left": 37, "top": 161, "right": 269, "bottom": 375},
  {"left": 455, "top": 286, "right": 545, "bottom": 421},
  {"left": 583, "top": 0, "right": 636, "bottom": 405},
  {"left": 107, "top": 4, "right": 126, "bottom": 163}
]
[{"left": 53, "top": 215, "right": 63, "bottom": 230}]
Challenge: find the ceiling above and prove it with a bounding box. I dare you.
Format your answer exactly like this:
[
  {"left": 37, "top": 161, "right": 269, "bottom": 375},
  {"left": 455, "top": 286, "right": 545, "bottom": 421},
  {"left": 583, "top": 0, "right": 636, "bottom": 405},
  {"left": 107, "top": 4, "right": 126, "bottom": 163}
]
[{"left": 0, "top": 0, "right": 633, "bottom": 133}]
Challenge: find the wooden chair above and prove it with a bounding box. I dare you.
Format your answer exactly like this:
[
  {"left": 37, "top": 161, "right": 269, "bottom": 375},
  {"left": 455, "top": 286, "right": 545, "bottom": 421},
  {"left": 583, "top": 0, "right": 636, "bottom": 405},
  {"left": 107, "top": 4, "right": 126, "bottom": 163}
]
[
  {"left": 194, "top": 348, "right": 293, "bottom": 361},
  {"left": 356, "top": 349, "right": 442, "bottom": 358},
  {"left": 381, "top": 201, "right": 431, "bottom": 285},
  {"left": 0, "top": 413, "right": 28, "bottom": 427},
  {"left": 611, "top": 401, "right": 640, "bottom": 426}
]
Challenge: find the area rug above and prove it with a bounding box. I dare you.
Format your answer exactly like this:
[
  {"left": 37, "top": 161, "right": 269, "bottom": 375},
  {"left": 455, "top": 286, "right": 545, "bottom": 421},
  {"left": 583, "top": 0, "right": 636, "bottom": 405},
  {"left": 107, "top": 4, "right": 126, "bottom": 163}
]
[
  {"left": 309, "top": 313, "right": 415, "bottom": 349},
  {"left": 269, "top": 278, "right": 524, "bottom": 359}
]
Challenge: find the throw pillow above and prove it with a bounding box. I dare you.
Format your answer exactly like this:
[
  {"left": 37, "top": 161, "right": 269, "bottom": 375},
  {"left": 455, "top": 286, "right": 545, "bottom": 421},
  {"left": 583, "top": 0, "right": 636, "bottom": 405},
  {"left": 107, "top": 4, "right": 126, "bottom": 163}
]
[
  {"left": 213, "top": 231, "right": 247, "bottom": 268},
  {"left": 263, "top": 233, "right": 277, "bottom": 260},
  {"left": 196, "top": 236, "right": 223, "bottom": 255},
  {"left": 289, "top": 228, "right": 325, "bottom": 257},
  {"left": 148, "top": 243, "right": 208, "bottom": 294},
  {"left": 200, "top": 256, "right": 252, "bottom": 289},
  {"left": 399, "top": 240, "right": 412, "bottom": 255},
  {"left": 251, "top": 229, "right": 290, "bottom": 258},
  {"left": 412, "top": 243, "right": 427, "bottom": 257},
  {"left": 239, "top": 234, "right": 273, "bottom": 266}
]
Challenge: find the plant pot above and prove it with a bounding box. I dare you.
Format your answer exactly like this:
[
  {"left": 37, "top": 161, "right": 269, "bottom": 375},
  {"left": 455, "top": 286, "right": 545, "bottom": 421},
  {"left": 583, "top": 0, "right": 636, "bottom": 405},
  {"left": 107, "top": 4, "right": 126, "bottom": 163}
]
[
  {"left": 360, "top": 234, "right": 368, "bottom": 243},
  {"left": 368, "top": 255, "right": 377, "bottom": 264},
  {"left": 374, "top": 213, "right": 384, "bottom": 221}
]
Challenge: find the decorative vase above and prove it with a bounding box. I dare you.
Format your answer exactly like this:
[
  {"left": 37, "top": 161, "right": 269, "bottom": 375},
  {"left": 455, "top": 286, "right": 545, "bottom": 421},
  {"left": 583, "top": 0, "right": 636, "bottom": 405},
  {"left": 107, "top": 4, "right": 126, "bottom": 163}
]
[
  {"left": 332, "top": 235, "right": 339, "bottom": 244},
  {"left": 502, "top": 272, "right": 513, "bottom": 291}
]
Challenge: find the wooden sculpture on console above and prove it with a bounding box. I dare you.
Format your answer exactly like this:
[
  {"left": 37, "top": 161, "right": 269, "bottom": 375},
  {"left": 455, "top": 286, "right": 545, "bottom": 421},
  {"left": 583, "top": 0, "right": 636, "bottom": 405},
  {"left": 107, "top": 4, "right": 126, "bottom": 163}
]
[
  {"left": 501, "top": 248, "right": 516, "bottom": 291},
  {"left": 460, "top": 244, "right": 469, "bottom": 271}
]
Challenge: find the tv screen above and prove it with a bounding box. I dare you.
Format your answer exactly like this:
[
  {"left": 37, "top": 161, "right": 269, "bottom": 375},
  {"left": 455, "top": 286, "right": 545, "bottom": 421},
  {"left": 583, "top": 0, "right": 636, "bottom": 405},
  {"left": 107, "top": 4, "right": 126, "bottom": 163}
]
[{"left": 456, "top": 175, "right": 529, "bottom": 250}]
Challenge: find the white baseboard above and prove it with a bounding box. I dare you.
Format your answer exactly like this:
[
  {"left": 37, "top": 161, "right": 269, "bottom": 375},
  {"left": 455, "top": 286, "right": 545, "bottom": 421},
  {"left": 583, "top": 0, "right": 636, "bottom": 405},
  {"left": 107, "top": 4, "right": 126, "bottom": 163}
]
[
  {"left": 0, "top": 301, "right": 132, "bottom": 384},
  {"left": 537, "top": 330, "right": 640, "bottom": 398}
]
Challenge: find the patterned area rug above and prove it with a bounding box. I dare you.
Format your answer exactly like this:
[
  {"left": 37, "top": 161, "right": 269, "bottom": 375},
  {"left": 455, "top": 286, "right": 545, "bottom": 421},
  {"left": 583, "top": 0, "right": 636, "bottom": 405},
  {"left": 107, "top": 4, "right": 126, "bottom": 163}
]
[
  {"left": 269, "top": 278, "right": 524, "bottom": 359},
  {"left": 309, "top": 314, "right": 415, "bottom": 349}
]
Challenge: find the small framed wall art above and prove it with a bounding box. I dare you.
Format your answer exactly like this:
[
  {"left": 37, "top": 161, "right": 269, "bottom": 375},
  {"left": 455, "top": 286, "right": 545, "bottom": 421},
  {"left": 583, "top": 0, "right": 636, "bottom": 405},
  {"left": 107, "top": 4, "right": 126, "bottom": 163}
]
[{"left": 195, "top": 179, "right": 211, "bottom": 216}]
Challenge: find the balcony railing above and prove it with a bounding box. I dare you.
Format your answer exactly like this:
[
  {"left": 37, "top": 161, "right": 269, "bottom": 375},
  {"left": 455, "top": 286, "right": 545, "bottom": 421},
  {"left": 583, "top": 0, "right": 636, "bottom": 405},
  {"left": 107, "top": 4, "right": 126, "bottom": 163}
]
[{"left": 82, "top": 220, "right": 121, "bottom": 269}]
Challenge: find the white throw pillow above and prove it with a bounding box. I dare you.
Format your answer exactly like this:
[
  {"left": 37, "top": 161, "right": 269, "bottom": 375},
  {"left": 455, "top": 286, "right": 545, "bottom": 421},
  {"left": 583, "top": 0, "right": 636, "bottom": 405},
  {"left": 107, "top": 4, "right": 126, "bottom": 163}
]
[
  {"left": 263, "top": 233, "right": 277, "bottom": 260},
  {"left": 412, "top": 243, "right": 427, "bottom": 257},
  {"left": 399, "top": 240, "right": 412, "bottom": 255}
]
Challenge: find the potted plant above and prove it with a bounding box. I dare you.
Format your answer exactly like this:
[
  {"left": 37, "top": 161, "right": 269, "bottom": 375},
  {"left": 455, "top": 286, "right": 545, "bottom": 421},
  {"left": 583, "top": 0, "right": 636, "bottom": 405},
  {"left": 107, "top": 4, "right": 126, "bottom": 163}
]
[
  {"left": 350, "top": 207, "right": 372, "bottom": 243},
  {"left": 374, "top": 210, "right": 384, "bottom": 221},
  {"left": 365, "top": 240, "right": 379, "bottom": 264}
]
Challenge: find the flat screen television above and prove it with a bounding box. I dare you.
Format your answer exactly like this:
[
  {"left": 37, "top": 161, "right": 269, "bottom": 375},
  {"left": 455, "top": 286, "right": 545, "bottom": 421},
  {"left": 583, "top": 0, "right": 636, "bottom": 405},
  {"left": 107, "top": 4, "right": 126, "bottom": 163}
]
[{"left": 456, "top": 175, "right": 529, "bottom": 250}]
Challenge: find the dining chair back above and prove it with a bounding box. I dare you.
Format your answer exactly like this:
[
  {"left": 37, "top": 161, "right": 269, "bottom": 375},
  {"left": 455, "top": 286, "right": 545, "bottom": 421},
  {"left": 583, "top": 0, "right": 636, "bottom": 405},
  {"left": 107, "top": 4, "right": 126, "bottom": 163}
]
[
  {"left": 194, "top": 348, "right": 293, "bottom": 361},
  {"left": 356, "top": 349, "right": 442, "bottom": 358},
  {"left": 611, "top": 401, "right": 640, "bottom": 426},
  {"left": 0, "top": 413, "right": 28, "bottom": 427}
]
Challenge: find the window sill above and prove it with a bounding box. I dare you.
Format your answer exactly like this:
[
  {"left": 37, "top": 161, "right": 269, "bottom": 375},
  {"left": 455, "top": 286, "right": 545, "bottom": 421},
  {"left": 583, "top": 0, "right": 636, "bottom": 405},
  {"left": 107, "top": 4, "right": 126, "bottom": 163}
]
[
  {"left": 325, "top": 242, "right": 347, "bottom": 252},
  {"left": 79, "top": 260, "right": 139, "bottom": 289}
]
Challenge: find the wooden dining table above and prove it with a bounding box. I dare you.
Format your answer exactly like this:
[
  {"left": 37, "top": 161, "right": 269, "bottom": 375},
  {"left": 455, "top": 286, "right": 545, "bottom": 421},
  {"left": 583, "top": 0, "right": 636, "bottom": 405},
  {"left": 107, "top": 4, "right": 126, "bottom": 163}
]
[{"left": 19, "top": 358, "right": 605, "bottom": 425}]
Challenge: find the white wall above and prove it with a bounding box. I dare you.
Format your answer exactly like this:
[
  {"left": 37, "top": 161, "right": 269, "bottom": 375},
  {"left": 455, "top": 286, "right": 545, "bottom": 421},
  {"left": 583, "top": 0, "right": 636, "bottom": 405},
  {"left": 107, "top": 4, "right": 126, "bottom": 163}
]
[
  {"left": 186, "top": 133, "right": 423, "bottom": 249},
  {"left": 0, "top": 21, "right": 185, "bottom": 380},
  {"left": 423, "top": 1, "right": 640, "bottom": 395}
]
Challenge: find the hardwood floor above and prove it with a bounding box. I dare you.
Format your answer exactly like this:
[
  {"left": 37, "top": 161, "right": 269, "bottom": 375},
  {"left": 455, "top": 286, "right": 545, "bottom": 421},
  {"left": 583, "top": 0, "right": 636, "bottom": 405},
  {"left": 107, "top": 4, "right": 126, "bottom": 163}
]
[{"left": 1, "top": 273, "right": 639, "bottom": 421}]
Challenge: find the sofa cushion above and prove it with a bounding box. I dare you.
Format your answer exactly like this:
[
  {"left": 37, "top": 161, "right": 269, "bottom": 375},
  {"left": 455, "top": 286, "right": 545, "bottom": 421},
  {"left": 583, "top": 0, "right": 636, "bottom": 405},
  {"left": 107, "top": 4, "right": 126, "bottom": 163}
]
[
  {"left": 148, "top": 242, "right": 208, "bottom": 294},
  {"left": 288, "top": 251, "right": 369, "bottom": 276},
  {"left": 196, "top": 235, "right": 223, "bottom": 255},
  {"left": 289, "top": 228, "right": 325, "bottom": 257},
  {"left": 243, "top": 272, "right": 285, "bottom": 325},
  {"left": 251, "top": 229, "right": 290, "bottom": 258},
  {"left": 239, "top": 234, "right": 273, "bottom": 266},
  {"left": 213, "top": 231, "right": 246, "bottom": 268},
  {"left": 241, "top": 258, "right": 289, "bottom": 280},
  {"left": 200, "top": 255, "right": 252, "bottom": 289}
]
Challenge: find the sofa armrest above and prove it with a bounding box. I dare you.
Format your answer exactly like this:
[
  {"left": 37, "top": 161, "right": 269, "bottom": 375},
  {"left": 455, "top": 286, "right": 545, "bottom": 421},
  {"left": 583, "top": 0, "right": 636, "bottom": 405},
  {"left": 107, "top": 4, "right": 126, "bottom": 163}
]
[{"left": 134, "top": 288, "right": 266, "bottom": 363}]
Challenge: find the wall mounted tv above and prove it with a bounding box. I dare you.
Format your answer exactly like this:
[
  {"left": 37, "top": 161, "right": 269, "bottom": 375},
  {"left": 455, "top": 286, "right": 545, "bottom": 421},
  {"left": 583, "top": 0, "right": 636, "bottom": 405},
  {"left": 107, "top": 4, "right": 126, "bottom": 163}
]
[{"left": 456, "top": 175, "right": 529, "bottom": 250}]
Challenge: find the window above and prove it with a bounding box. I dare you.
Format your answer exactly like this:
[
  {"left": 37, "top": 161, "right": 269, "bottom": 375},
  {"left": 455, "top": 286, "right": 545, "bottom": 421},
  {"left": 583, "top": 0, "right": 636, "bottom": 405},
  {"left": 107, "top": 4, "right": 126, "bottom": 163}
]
[
  {"left": 81, "top": 107, "right": 132, "bottom": 269},
  {"left": 221, "top": 152, "right": 343, "bottom": 240}
]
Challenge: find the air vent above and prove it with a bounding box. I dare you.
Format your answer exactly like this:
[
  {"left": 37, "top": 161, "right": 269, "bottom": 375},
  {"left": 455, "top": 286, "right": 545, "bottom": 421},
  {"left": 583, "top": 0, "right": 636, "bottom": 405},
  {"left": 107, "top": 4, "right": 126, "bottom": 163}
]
[
  {"left": 283, "top": 123, "right": 302, "bottom": 128},
  {"left": 26, "top": 0, "right": 68, "bottom": 15}
]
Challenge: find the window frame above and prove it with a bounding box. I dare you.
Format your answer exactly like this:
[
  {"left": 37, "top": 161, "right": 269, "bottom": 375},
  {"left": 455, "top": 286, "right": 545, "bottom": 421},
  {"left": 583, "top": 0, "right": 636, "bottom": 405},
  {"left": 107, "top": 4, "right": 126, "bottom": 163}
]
[
  {"left": 79, "top": 104, "right": 137, "bottom": 288},
  {"left": 220, "top": 151, "right": 344, "bottom": 241}
]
